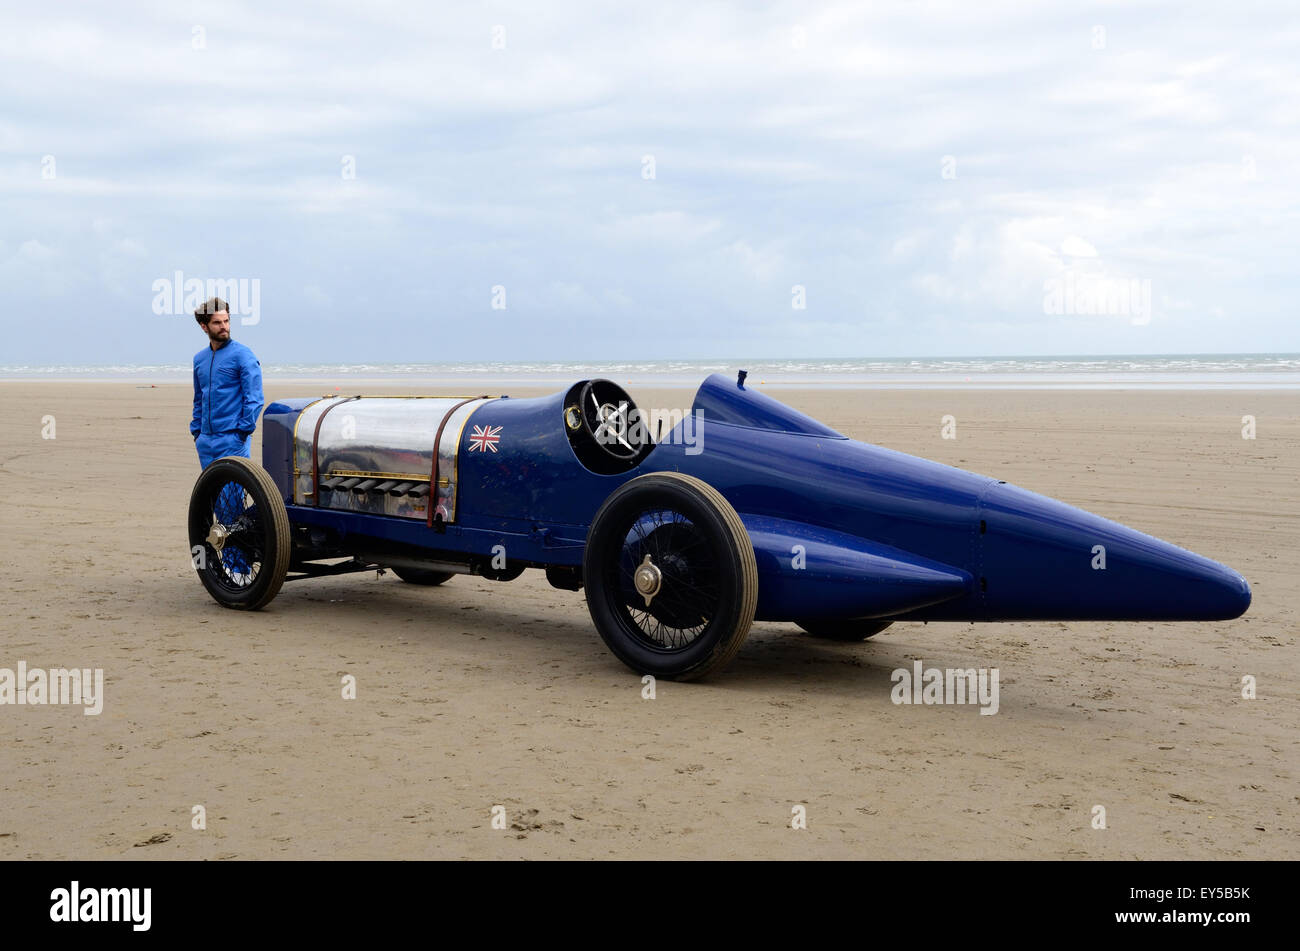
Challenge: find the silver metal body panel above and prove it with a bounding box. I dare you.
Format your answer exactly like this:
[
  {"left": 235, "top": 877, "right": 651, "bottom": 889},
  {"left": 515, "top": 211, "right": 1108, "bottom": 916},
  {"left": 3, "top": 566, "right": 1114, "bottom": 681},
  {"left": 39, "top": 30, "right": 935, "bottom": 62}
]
[{"left": 292, "top": 396, "right": 493, "bottom": 521}]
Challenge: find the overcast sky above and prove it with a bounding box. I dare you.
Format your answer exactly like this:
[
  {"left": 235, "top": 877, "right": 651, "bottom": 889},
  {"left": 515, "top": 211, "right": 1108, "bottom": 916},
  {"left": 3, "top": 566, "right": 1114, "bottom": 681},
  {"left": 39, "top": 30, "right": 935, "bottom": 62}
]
[{"left": 2, "top": 1, "right": 1296, "bottom": 365}]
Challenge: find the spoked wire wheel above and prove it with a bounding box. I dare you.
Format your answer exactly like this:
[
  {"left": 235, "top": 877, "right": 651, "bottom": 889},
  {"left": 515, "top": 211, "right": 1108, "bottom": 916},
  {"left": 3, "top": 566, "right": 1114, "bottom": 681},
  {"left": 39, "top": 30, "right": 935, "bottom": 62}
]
[
  {"left": 188, "top": 456, "right": 291, "bottom": 610},
  {"left": 619, "top": 510, "right": 715, "bottom": 650},
  {"left": 584, "top": 473, "right": 757, "bottom": 680}
]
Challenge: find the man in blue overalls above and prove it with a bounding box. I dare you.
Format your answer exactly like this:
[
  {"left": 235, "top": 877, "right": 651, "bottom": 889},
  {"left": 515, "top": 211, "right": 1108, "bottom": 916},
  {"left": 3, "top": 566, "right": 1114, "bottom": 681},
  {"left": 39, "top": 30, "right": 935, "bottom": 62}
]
[
  {"left": 191, "top": 297, "right": 265, "bottom": 581},
  {"left": 191, "top": 296, "right": 264, "bottom": 468}
]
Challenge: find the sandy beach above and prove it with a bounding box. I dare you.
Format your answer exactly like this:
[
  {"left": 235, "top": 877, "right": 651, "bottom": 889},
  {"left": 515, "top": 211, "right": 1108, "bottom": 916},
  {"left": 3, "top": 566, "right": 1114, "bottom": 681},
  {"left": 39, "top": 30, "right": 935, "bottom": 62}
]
[{"left": 0, "top": 381, "right": 1295, "bottom": 860}]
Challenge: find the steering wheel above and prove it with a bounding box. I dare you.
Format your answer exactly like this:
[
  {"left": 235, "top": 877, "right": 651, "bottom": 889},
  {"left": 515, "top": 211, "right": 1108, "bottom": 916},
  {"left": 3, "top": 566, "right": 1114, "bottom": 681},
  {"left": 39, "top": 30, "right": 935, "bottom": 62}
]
[{"left": 576, "top": 380, "right": 648, "bottom": 461}]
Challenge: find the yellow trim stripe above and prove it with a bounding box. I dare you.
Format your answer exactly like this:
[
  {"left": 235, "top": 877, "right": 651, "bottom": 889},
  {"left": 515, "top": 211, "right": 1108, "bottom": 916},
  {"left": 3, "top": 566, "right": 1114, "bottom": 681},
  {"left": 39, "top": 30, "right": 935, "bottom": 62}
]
[
  {"left": 322, "top": 469, "right": 428, "bottom": 481},
  {"left": 296, "top": 469, "right": 450, "bottom": 487},
  {"left": 331, "top": 394, "right": 502, "bottom": 400},
  {"left": 290, "top": 396, "right": 340, "bottom": 503},
  {"left": 448, "top": 398, "right": 499, "bottom": 519}
]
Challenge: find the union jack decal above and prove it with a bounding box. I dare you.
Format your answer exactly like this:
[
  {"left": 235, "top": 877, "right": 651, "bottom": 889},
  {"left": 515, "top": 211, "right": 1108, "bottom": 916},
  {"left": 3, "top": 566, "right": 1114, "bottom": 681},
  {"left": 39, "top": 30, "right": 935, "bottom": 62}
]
[{"left": 468, "top": 424, "right": 502, "bottom": 452}]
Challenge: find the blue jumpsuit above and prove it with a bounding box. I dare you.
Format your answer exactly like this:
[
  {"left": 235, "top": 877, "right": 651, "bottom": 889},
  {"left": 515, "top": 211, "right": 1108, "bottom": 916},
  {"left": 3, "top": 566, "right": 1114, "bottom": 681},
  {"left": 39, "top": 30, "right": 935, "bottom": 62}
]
[
  {"left": 192, "top": 340, "right": 265, "bottom": 579},
  {"left": 191, "top": 339, "right": 265, "bottom": 467}
]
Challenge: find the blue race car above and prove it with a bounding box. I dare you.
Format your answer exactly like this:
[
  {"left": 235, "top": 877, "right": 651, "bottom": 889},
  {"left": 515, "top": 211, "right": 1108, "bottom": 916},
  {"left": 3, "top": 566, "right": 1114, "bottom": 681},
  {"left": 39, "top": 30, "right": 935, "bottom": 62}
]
[{"left": 188, "top": 372, "right": 1251, "bottom": 680}]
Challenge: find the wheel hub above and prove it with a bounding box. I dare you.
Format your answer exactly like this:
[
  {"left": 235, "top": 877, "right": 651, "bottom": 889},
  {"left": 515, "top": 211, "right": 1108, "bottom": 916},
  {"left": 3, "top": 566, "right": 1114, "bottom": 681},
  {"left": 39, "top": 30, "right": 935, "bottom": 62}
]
[
  {"left": 206, "top": 520, "right": 229, "bottom": 553},
  {"left": 633, "top": 554, "right": 662, "bottom": 606}
]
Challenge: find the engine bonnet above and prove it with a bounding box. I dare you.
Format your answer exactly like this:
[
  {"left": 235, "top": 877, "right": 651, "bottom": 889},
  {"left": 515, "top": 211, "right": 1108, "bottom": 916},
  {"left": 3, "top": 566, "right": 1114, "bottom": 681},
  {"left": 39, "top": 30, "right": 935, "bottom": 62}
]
[{"left": 292, "top": 395, "right": 496, "bottom": 521}]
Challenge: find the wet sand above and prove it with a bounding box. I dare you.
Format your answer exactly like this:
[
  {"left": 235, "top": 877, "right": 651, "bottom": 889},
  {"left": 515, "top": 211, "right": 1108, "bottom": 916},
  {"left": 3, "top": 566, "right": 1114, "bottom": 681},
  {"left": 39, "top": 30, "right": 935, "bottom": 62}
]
[{"left": 0, "top": 381, "right": 1295, "bottom": 859}]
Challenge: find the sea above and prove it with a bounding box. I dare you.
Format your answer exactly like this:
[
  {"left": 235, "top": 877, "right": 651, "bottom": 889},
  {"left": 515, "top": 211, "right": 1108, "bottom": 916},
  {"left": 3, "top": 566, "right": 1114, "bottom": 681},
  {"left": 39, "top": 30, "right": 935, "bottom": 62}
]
[{"left": 3, "top": 354, "right": 1299, "bottom": 389}]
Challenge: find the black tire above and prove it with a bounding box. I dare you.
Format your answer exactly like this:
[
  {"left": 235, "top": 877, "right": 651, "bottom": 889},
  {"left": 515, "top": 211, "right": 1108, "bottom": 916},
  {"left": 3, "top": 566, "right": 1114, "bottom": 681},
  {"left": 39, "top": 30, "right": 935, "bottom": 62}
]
[
  {"left": 393, "top": 567, "right": 455, "bottom": 586},
  {"left": 584, "top": 472, "right": 758, "bottom": 681},
  {"left": 188, "top": 456, "right": 291, "bottom": 610},
  {"left": 796, "top": 619, "right": 893, "bottom": 641}
]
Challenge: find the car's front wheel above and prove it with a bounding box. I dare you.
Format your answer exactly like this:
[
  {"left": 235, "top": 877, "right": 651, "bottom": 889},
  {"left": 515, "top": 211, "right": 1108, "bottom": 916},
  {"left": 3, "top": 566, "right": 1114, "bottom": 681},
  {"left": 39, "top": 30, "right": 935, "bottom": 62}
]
[
  {"left": 188, "top": 456, "right": 291, "bottom": 610},
  {"left": 583, "top": 472, "right": 758, "bottom": 680}
]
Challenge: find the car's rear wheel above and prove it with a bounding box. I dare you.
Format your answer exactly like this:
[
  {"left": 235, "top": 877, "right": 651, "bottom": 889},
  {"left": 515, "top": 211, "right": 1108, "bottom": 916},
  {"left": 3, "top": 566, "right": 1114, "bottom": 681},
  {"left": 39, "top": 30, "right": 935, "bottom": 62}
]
[
  {"left": 584, "top": 472, "right": 758, "bottom": 680},
  {"left": 796, "top": 619, "right": 892, "bottom": 641},
  {"left": 188, "top": 456, "right": 291, "bottom": 610}
]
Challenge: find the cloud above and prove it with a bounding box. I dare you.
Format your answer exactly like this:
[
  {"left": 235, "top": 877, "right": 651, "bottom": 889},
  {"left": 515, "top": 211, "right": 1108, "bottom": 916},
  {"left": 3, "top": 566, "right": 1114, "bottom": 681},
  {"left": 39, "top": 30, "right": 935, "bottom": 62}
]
[
  {"left": 0, "top": 1, "right": 1296, "bottom": 363},
  {"left": 1060, "top": 236, "right": 1099, "bottom": 259}
]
